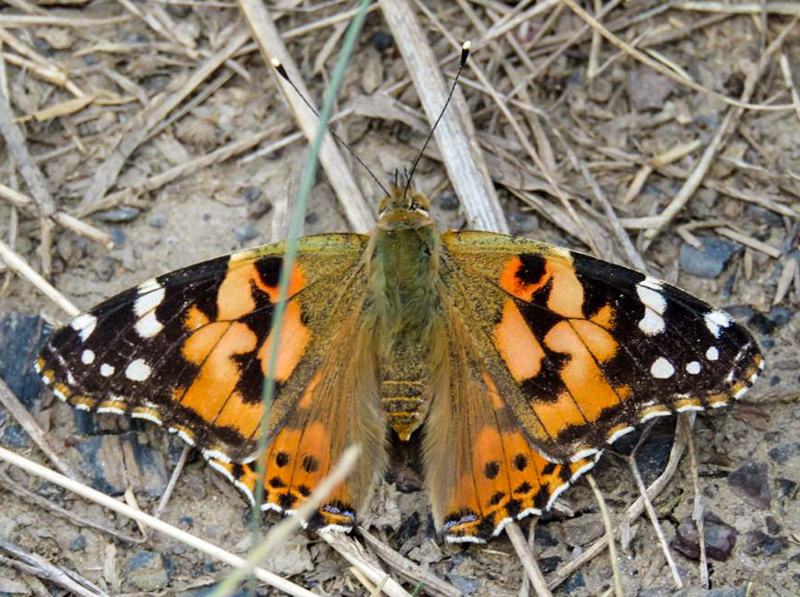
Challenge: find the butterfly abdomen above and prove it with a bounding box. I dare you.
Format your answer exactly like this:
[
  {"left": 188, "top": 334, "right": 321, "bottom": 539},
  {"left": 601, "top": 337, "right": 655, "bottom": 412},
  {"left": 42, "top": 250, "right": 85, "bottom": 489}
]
[{"left": 370, "top": 218, "right": 445, "bottom": 441}]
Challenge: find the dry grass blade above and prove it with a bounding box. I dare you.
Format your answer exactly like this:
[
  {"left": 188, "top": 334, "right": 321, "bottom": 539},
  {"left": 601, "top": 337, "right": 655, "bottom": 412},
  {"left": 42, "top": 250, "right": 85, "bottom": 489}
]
[
  {"left": 359, "top": 528, "right": 461, "bottom": 597},
  {"left": 681, "top": 415, "right": 708, "bottom": 588},
  {"left": 238, "top": 0, "right": 374, "bottom": 233},
  {"left": 379, "top": 0, "right": 508, "bottom": 233},
  {"left": 0, "top": 238, "right": 78, "bottom": 316},
  {"left": 505, "top": 522, "right": 552, "bottom": 597},
  {"left": 585, "top": 474, "right": 623, "bottom": 597},
  {"left": 627, "top": 449, "right": 683, "bottom": 588},
  {"left": 0, "top": 445, "right": 319, "bottom": 597},
  {"left": 320, "top": 531, "right": 413, "bottom": 597},
  {"left": 0, "top": 539, "right": 107, "bottom": 597}
]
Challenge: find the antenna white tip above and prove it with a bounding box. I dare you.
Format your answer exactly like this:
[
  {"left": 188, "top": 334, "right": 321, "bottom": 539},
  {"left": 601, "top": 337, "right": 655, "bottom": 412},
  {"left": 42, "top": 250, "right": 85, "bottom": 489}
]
[
  {"left": 462, "top": 41, "right": 471, "bottom": 51},
  {"left": 271, "top": 58, "right": 281, "bottom": 68}
]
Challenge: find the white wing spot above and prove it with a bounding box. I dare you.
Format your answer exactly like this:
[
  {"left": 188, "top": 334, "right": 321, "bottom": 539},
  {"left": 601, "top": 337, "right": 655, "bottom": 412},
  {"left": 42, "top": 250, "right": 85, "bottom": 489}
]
[
  {"left": 636, "top": 281, "right": 667, "bottom": 336},
  {"left": 133, "top": 283, "right": 166, "bottom": 338},
  {"left": 706, "top": 346, "right": 719, "bottom": 361},
  {"left": 100, "top": 363, "right": 115, "bottom": 377},
  {"left": 135, "top": 311, "right": 164, "bottom": 338},
  {"left": 638, "top": 309, "right": 665, "bottom": 336},
  {"left": 125, "top": 359, "right": 152, "bottom": 381},
  {"left": 650, "top": 357, "right": 675, "bottom": 379},
  {"left": 704, "top": 310, "right": 732, "bottom": 338},
  {"left": 70, "top": 313, "right": 97, "bottom": 341},
  {"left": 81, "top": 349, "right": 95, "bottom": 365},
  {"left": 686, "top": 361, "right": 702, "bottom": 375}
]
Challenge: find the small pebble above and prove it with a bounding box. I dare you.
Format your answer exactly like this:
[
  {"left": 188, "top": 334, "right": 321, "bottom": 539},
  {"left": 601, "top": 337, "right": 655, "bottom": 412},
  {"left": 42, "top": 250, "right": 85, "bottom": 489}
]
[
  {"left": 775, "top": 478, "right": 797, "bottom": 500},
  {"left": 672, "top": 512, "right": 737, "bottom": 561},
  {"left": 148, "top": 212, "right": 166, "bottom": 229},
  {"left": 126, "top": 551, "right": 170, "bottom": 592},
  {"left": 538, "top": 555, "right": 562, "bottom": 574},
  {"left": 742, "top": 530, "right": 786, "bottom": 557},
  {"left": 765, "top": 515, "right": 781, "bottom": 535},
  {"left": 728, "top": 461, "right": 771, "bottom": 510},
  {"left": 95, "top": 207, "right": 141, "bottom": 223},
  {"left": 436, "top": 192, "right": 460, "bottom": 211},
  {"left": 768, "top": 442, "right": 800, "bottom": 464},
  {"left": 71, "top": 534, "right": 86, "bottom": 551},
  {"left": 233, "top": 223, "right": 259, "bottom": 244},
  {"left": 372, "top": 31, "right": 393, "bottom": 52}
]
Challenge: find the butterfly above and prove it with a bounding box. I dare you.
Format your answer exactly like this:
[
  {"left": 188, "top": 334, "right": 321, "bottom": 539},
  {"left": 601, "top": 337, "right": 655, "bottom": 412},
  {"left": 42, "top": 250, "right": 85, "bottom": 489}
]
[{"left": 36, "top": 182, "right": 763, "bottom": 543}]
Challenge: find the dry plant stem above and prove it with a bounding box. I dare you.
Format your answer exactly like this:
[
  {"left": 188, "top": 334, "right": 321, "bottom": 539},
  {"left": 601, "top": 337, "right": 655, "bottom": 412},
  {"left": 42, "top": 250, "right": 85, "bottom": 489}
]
[
  {"left": 549, "top": 431, "right": 687, "bottom": 589},
  {"left": 380, "top": 0, "right": 508, "bottom": 234},
  {"left": 643, "top": 16, "right": 798, "bottom": 245},
  {"left": 680, "top": 2, "right": 800, "bottom": 16},
  {"left": 154, "top": 444, "right": 191, "bottom": 520},
  {"left": 0, "top": 467, "right": 142, "bottom": 544},
  {"left": 585, "top": 474, "right": 623, "bottom": 597},
  {"left": 773, "top": 257, "right": 797, "bottom": 305},
  {"left": 779, "top": 53, "right": 800, "bottom": 124},
  {"left": 0, "top": 445, "right": 319, "bottom": 597},
  {"left": 0, "top": 14, "right": 131, "bottom": 28},
  {"left": 320, "top": 531, "right": 413, "bottom": 597},
  {"left": 0, "top": 182, "right": 113, "bottom": 248},
  {"left": 681, "top": 415, "right": 708, "bottom": 588},
  {"left": 78, "top": 29, "right": 251, "bottom": 212},
  {"left": 238, "top": 0, "right": 374, "bottom": 233},
  {"left": 627, "top": 451, "right": 683, "bottom": 588},
  {"left": 517, "top": 521, "right": 537, "bottom": 597},
  {"left": 0, "top": 542, "right": 106, "bottom": 597},
  {"left": 561, "top": 0, "right": 796, "bottom": 112},
  {"left": 359, "top": 528, "right": 461, "bottom": 597},
  {"left": 0, "top": 91, "right": 56, "bottom": 275},
  {"left": 505, "top": 522, "right": 553, "bottom": 597},
  {"left": 0, "top": 239, "right": 79, "bottom": 316},
  {"left": 716, "top": 227, "right": 781, "bottom": 259},
  {"left": 0, "top": 378, "right": 80, "bottom": 480}
]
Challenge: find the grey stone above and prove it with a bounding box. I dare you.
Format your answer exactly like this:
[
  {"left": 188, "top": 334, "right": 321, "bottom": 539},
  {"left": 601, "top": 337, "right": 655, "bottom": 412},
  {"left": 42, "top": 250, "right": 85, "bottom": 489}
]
[{"left": 680, "top": 237, "right": 740, "bottom": 279}]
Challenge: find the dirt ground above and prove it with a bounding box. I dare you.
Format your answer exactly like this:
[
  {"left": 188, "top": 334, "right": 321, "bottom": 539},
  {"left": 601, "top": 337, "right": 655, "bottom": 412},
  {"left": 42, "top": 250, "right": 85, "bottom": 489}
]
[{"left": 0, "top": 2, "right": 798, "bottom": 596}]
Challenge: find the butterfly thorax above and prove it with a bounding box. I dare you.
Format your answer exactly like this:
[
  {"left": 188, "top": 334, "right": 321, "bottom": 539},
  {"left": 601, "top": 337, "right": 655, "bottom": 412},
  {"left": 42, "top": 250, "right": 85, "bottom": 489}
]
[{"left": 370, "top": 187, "right": 444, "bottom": 440}]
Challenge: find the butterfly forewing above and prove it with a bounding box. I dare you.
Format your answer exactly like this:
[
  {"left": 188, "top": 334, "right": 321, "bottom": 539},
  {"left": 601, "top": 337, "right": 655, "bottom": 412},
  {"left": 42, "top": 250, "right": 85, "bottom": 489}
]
[
  {"left": 37, "top": 233, "right": 383, "bottom": 521},
  {"left": 441, "top": 230, "right": 762, "bottom": 462}
]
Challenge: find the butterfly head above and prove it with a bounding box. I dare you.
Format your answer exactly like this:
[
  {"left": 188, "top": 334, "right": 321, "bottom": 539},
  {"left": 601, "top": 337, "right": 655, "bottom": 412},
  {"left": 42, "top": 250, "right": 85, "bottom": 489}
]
[{"left": 377, "top": 185, "right": 432, "bottom": 229}]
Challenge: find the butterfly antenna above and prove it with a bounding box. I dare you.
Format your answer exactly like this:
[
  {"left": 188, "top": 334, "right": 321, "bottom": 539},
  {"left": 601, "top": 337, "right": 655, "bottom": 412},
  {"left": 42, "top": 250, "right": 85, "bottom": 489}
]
[
  {"left": 403, "top": 41, "right": 471, "bottom": 199},
  {"left": 272, "top": 59, "right": 390, "bottom": 197}
]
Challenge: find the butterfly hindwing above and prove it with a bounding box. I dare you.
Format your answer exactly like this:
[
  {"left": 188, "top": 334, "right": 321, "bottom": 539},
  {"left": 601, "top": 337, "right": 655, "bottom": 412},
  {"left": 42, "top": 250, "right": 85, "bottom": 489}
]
[{"left": 37, "top": 233, "right": 386, "bottom": 526}]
